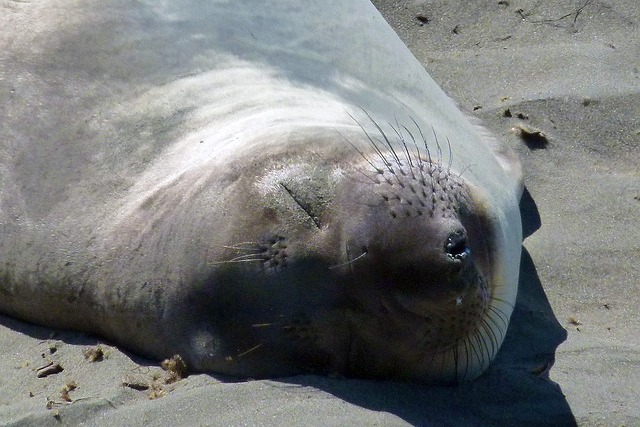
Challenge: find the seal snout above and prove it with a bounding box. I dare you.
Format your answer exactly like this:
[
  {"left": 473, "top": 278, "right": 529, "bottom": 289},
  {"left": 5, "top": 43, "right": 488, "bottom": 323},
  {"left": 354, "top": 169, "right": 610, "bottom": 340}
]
[
  {"left": 343, "top": 204, "right": 475, "bottom": 298},
  {"left": 340, "top": 156, "right": 479, "bottom": 297}
]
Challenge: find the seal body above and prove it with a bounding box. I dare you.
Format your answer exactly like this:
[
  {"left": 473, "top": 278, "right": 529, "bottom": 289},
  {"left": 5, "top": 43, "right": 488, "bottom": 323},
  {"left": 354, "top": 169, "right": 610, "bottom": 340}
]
[{"left": 0, "top": 0, "right": 523, "bottom": 383}]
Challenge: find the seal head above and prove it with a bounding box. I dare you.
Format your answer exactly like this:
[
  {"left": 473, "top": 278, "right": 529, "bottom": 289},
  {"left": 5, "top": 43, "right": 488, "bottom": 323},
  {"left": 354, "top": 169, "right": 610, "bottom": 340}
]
[{"left": 171, "top": 123, "right": 514, "bottom": 385}]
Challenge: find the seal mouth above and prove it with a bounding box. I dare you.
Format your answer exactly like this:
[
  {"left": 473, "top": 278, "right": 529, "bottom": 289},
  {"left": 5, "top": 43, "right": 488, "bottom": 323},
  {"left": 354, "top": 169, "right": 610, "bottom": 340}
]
[
  {"left": 332, "top": 264, "right": 500, "bottom": 384},
  {"left": 392, "top": 292, "right": 467, "bottom": 319},
  {"left": 377, "top": 265, "right": 491, "bottom": 349}
]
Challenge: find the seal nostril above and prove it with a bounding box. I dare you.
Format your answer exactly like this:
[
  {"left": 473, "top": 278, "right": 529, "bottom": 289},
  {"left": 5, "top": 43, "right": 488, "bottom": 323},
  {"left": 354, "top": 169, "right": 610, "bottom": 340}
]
[{"left": 445, "top": 231, "right": 470, "bottom": 261}]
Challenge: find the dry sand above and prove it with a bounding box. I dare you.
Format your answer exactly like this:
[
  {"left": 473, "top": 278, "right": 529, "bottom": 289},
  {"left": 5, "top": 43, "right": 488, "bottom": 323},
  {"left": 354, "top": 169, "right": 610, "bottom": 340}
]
[{"left": 1, "top": 0, "right": 638, "bottom": 425}]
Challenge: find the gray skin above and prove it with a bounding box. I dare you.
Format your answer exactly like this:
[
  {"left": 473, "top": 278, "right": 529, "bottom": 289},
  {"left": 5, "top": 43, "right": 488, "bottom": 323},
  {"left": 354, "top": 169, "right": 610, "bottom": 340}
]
[{"left": 0, "top": 0, "right": 523, "bottom": 383}]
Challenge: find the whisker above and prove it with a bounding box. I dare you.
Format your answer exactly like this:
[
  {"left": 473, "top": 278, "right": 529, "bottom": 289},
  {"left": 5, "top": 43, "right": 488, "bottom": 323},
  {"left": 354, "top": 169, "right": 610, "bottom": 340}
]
[
  {"left": 446, "top": 137, "right": 453, "bottom": 173},
  {"left": 461, "top": 338, "right": 471, "bottom": 382},
  {"left": 408, "top": 116, "right": 433, "bottom": 166},
  {"left": 360, "top": 109, "right": 402, "bottom": 166},
  {"left": 391, "top": 117, "right": 416, "bottom": 172},
  {"left": 219, "top": 242, "right": 262, "bottom": 250},
  {"left": 457, "top": 163, "right": 474, "bottom": 178},
  {"left": 347, "top": 110, "right": 394, "bottom": 173},
  {"left": 399, "top": 124, "right": 433, "bottom": 197},
  {"left": 467, "top": 329, "right": 485, "bottom": 372},
  {"left": 491, "top": 295, "right": 516, "bottom": 310},
  {"left": 392, "top": 121, "right": 423, "bottom": 186},
  {"left": 345, "top": 111, "right": 394, "bottom": 174},
  {"left": 399, "top": 124, "right": 419, "bottom": 161},
  {"left": 209, "top": 258, "right": 264, "bottom": 265},
  {"left": 475, "top": 317, "right": 495, "bottom": 358},
  {"left": 487, "top": 302, "right": 512, "bottom": 329},
  {"left": 478, "top": 317, "right": 499, "bottom": 357},
  {"left": 452, "top": 341, "right": 460, "bottom": 384},
  {"left": 485, "top": 309, "right": 508, "bottom": 343},
  {"left": 431, "top": 126, "right": 443, "bottom": 166},
  {"left": 337, "top": 130, "right": 382, "bottom": 175},
  {"left": 236, "top": 343, "right": 263, "bottom": 358},
  {"left": 329, "top": 250, "right": 368, "bottom": 269},
  {"left": 228, "top": 253, "right": 264, "bottom": 261},
  {"left": 409, "top": 118, "right": 440, "bottom": 203}
]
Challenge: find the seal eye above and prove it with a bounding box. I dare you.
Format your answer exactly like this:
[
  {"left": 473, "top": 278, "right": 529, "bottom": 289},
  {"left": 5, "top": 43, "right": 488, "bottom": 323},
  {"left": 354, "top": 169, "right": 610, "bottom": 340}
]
[{"left": 446, "top": 231, "right": 470, "bottom": 261}]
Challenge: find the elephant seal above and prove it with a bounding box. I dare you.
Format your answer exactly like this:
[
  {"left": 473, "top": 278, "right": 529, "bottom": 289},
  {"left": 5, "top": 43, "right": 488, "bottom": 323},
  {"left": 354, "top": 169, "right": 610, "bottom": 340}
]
[{"left": 0, "top": 0, "right": 523, "bottom": 384}]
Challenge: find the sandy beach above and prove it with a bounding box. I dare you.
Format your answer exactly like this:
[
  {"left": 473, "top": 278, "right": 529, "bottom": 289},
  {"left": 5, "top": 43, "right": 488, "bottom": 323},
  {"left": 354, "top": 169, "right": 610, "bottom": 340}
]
[{"left": 1, "top": 0, "right": 638, "bottom": 425}]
